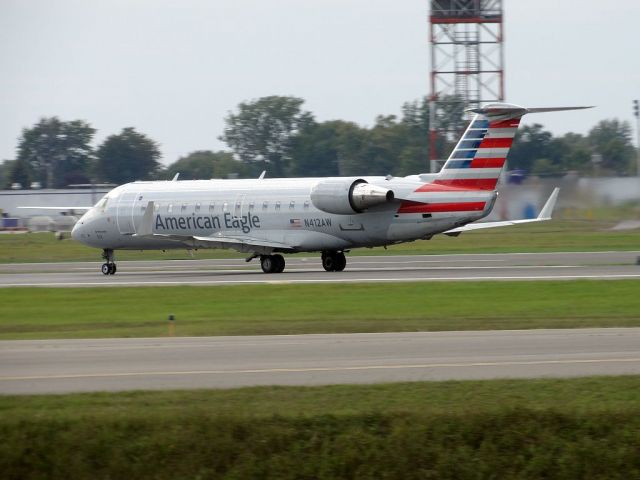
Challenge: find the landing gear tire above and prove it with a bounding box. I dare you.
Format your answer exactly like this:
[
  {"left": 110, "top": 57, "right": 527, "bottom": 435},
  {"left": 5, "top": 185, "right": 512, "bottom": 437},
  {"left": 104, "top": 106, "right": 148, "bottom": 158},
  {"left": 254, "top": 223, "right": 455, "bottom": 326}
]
[
  {"left": 101, "top": 263, "right": 117, "bottom": 275},
  {"left": 260, "top": 254, "right": 286, "bottom": 274},
  {"left": 273, "top": 254, "right": 285, "bottom": 273},
  {"left": 261, "top": 254, "right": 286, "bottom": 274},
  {"left": 322, "top": 251, "right": 346, "bottom": 272},
  {"left": 101, "top": 249, "right": 117, "bottom": 275}
]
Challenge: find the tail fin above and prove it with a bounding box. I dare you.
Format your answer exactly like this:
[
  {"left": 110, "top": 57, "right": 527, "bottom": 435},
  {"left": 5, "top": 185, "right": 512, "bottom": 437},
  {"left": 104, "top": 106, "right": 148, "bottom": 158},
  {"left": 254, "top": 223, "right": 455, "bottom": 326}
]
[{"left": 435, "top": 103, "right": 593, "bottom": 191}]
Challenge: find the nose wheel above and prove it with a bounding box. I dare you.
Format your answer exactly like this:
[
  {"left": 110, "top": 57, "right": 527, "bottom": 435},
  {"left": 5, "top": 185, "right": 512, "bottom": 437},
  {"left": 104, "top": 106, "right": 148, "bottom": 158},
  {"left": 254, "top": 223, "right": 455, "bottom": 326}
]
[
  {"left": 101, "top": 249, "right": 117, "bottom": 275},
  {"left": 321, "top": 251, "right": 346, "bottom": 272}
]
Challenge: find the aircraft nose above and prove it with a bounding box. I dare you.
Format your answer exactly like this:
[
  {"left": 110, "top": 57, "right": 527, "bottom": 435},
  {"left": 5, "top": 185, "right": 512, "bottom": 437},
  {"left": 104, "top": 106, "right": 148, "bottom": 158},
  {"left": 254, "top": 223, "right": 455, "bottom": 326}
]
[
  {"left": 71, "top": 217, "right": 85, "bottom": 242},
  {"left": 71, "top": 220, "right": 81, "bottom": 241}
]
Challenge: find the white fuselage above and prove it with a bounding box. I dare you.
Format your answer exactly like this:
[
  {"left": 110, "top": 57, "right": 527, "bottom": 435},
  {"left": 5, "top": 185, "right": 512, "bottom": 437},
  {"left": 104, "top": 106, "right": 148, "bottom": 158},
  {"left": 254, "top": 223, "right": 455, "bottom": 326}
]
[{"left": 71, "top": 176, "right": 495, "bottom": 254}]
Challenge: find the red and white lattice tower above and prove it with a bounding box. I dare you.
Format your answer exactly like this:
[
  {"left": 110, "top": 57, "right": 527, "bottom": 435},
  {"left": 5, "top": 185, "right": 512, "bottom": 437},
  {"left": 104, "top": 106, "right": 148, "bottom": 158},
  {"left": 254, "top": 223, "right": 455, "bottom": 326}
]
[{"left": 429, "top": 0, "right": 505, "bottom": 171}]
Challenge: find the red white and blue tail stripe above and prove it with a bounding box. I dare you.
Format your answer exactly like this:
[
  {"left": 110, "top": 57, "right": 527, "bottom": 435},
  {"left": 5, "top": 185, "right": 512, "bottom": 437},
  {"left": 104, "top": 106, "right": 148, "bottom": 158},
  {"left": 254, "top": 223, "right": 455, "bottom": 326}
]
[
  {"left": 397, "top": 104, "right": 591, "bottom": 216},
  {"left": 435, "top": 103, "right": 525, "bottom": 191}
]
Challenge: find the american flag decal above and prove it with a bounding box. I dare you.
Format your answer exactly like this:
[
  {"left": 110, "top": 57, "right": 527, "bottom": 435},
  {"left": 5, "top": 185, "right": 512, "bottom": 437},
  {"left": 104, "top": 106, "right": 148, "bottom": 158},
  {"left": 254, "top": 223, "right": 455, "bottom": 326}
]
[{"left": 289, "top": 218, "right": 302, "bottom": 227}]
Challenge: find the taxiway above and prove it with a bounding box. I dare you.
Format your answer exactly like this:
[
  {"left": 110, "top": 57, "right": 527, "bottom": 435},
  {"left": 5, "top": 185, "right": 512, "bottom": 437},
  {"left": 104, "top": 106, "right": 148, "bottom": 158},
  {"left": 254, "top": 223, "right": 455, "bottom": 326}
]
[{"left": 1, "top": 328, "right": 639, "bottom": 394}]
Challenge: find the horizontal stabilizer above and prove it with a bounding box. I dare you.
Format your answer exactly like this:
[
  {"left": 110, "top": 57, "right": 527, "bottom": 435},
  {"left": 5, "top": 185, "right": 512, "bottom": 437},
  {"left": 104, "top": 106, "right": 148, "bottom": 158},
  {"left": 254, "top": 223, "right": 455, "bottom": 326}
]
[
  {"left": 466, "top": 105, "right": 594, "bottom": 117},
  {"left": 444, "top": 188, "right": 559, "bottom": 234},
  {"left": 525, "top": 106, "right": 595, "bottom": 114}
]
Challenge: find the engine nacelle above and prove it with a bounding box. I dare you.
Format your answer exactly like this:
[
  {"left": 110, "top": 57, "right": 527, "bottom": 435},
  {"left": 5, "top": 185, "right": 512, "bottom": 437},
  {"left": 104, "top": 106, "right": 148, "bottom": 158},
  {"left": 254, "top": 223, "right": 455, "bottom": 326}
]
[{"left": 310, "top": 178, "right": 394, "bottom": 215}]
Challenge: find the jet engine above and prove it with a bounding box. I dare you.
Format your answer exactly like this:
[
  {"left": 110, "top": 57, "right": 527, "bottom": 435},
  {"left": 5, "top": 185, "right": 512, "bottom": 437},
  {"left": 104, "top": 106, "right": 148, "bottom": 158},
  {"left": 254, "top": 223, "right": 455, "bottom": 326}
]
[{"left": 310, "top": 178, "right": 395, "bottom": 215}]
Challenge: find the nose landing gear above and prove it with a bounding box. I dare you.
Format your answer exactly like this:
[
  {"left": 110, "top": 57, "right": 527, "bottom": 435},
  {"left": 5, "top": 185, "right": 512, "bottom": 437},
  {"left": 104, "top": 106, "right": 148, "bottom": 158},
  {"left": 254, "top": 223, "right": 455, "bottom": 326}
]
[{"left": 101, "top": 249, "right": 117, "bottom": 275}]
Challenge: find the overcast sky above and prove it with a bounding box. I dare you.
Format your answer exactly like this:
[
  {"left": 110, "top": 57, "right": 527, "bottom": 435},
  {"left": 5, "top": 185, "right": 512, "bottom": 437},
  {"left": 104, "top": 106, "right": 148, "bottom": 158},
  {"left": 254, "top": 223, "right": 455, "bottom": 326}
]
[{"left": 1, "top": 0, "right": 639, "bottom": 166}]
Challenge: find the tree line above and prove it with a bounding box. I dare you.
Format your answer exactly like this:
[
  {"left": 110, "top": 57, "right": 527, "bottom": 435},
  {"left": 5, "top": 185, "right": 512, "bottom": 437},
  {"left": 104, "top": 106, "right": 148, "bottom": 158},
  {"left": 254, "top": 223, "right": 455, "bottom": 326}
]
[{"left": 1, "top": 95, "right": 636, "bottom": 189}]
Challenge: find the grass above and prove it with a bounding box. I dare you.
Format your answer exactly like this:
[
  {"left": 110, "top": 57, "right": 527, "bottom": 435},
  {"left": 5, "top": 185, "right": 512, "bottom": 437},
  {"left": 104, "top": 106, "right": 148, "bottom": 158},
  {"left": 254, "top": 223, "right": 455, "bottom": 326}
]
[
  {"left": 1, "top": 216, "right": 639, "bottom": 264},
  {"left": 1, "top": 376, "right": 639, "bottom": 479},
  {"left": 1, "top": 280, "right": 639, "bottom": 339}
]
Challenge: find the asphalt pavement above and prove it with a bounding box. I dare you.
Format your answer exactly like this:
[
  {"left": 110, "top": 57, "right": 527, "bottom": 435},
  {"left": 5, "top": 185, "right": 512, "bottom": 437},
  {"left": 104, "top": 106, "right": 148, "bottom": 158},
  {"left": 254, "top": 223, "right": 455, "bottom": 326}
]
[
  {"left": 1, "top": 328, "right": 639, "bottom": 394},
  {"left": 1, "top": 251, "right": 639, "bottom": 287}
]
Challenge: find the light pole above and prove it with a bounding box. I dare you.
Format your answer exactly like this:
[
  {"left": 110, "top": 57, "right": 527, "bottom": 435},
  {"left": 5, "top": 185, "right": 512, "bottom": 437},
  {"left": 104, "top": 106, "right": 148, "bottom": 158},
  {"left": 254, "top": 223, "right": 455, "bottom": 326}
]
[{"left": 634, "top": 99, "right": 640, "bottom": 177}]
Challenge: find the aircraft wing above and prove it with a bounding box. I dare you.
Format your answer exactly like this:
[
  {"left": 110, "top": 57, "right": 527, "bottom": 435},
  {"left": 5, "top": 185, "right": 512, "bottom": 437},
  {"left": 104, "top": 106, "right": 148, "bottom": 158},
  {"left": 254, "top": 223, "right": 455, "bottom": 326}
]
[
  {"left": 18, "top": 206, "right": 92, "bottom": 212},
  {"left": 445, "top": 188, "right": 559, "bottom": 235},
  {"left": 134, "top": 201, "right": 295, "bottom": 253},
  {"left": 140, "top": 232, "right": 295, "bottom": 252}
]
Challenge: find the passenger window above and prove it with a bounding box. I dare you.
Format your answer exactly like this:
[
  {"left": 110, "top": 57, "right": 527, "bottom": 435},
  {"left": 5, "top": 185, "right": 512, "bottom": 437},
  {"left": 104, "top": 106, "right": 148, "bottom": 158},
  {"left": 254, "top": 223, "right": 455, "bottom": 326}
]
[
  {"left": 209, "top": 203, "right": 215, "bottom": 212},
  {"left": 304, "top": 200, "right": 310, "bottom": 210},
  {"left": 195, "top": 203, "right": 201, "bottom": 211},
  {"left": 275, "top": 201, "right": 281, "bottom": 210},
  {"left": 262, "top": 201, "right": 268, "bottom": 210},
  {"left": 289, "top": 201, "right": 295, "bottom": 209},
  {"left": 181, "top": 203, "right": 187, "bottom": 211},
  {"left": 168, "top": 204, "right": 173, "bottom": 213},
  {"left": 249, "top": 201, "right": 255, "bottom": 210},
  {"left": 223, "top": 202, "right": 228, "bottom": 212}
]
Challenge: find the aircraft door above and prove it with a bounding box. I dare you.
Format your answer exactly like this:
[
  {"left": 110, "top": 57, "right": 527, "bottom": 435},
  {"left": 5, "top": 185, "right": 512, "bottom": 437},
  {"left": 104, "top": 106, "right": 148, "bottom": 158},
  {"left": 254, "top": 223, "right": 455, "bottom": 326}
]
[
  {"left": 116, "top": 191, "right": 139, "bottom": 234},
  {"left": 234, "top": 194, "right": 246, "bottom": 218}
]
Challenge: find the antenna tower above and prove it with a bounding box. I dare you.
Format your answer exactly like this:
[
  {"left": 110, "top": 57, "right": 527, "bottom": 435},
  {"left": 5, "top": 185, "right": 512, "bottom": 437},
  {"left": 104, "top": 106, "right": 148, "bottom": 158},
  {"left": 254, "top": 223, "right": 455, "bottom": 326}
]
[{"left": 429, "top": 0, "right": 505, "bottom": 171}]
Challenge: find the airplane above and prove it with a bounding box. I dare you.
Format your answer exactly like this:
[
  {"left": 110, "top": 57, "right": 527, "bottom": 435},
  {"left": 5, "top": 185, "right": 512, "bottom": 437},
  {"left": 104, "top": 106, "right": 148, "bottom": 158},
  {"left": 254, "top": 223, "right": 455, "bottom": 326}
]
[{"left": 70, "top": 103, "right": 588, "bottom": 275}]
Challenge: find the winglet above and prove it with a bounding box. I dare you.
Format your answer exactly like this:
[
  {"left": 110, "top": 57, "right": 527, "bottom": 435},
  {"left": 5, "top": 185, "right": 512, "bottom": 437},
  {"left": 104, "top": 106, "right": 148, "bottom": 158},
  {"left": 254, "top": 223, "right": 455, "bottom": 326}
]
[
  {"left": 537, "top": 188, "right": 559, "bottom": 220},
  {"left": 258, "top": 171, "right": 266, "bottom": 180},
  {"left": 172, "top": 173, "right": 180, "bottom": 181},
  {"left": 135, "top": 201, "right": 155, "bottom": 236}
]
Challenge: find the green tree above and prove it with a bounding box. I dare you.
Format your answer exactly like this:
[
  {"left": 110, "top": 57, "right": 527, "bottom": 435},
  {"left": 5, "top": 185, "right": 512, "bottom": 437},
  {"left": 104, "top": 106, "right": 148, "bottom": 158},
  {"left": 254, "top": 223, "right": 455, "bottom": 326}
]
[
  {"left": 9, "top": 160, "right": 31, "bottom": 188},
  {"left": 289, "top": 121, "right": 345, "bottom": 177},
  {"left": 332, "top": 122, "right": 372, "bottom": 176},
  {"left": 508, "top": 124, "right": 555, "bottom": 172},
  {"left": 0, "top": 160, "right": 14, "bottom": 188},
  {"left": 364, "top": 115, "right": 402, "bottom": 175},
  {"left": 14, "top": 117, "right": 95, "bottom": 188},
  {"left": 398, "top": 98, "right": 430, "bottom": 174},
  {"left": 531, "top": 158, "right": 563, "bottom": 177},
  {"left": 163, "top": 151, "right": 246, "bottom": 180},
  {"left": 95, "top": 128, "right": 161, "bottom": 184},
  {"left": 552, "top": 132, "right": 591, "bottom": 174},
  {"left": 588, "top": 119, "right": 635, "bottom": 175},
  {"left": 220, "top": 96, "right": 314, "bottom": 177}
]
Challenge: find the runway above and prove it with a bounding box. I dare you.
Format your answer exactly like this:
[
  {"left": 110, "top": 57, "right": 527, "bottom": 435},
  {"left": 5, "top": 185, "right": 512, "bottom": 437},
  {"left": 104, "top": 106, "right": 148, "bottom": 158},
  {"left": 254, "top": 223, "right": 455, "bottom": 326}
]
[
  {"left": 0, "top": 251, "right": 639, "bottom": 287},
  {"left": 1, "top": 328, "right": 639, "bottom": 394}
]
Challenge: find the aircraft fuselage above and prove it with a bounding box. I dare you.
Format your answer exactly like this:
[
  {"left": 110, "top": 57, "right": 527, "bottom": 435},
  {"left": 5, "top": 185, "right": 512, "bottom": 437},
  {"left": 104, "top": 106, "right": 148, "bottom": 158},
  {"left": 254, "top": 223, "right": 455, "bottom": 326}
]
[{"left": 72, "top": 176, "right": 494, "bottom": 254}]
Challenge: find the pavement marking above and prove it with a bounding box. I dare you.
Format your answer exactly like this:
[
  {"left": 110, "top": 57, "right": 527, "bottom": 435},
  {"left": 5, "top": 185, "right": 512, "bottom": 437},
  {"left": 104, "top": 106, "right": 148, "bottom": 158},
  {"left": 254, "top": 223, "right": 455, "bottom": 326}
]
[
  {"left": 3, "top": 273, "right": 640, "bottom": 287},
  {"left": 3, "top": 357, "right": 639, "bottom": 382},
  {"left": 5, "top": 264, "right": 581, "bottom": 276},
  {"left": 0, "top": 252, "right": 584, "bottom": 266}
]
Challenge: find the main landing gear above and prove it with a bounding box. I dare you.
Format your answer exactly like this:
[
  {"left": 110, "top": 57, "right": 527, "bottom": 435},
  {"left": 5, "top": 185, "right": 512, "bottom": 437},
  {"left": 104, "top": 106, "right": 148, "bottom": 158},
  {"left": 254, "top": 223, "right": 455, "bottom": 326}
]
[
  {"left": 252, "top": 251, "right": 347, "bottom": 273},
  {"left": 260, "top": 254, "right": 285, "bottom": 274},
  {"left": 101, "top": 248, "right": 117, "bottom": 275},
  {"left": 321, "top": 251, "right": 346, "bottom": 272}
]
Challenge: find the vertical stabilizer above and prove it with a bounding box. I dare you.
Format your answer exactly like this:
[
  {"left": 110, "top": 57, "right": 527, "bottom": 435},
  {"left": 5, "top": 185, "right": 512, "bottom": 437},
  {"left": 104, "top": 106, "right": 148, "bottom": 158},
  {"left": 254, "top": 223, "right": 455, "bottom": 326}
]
[
  {"left": 435, "top": 103, "right": 527, "bottom": 190},
  {"left": 434, "top": 104, "right": 593, "bottom": 191}
]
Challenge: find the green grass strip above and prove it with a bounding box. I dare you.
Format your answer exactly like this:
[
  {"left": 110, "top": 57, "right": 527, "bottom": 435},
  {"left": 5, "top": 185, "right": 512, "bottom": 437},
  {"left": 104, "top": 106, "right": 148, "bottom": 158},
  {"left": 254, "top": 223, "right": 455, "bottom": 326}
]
[
  {"left": 1, "top": 280, "right": 639, "bottom": 339},
  {"left": 1, "top": 377, "right": 639, "bottom": 479}
]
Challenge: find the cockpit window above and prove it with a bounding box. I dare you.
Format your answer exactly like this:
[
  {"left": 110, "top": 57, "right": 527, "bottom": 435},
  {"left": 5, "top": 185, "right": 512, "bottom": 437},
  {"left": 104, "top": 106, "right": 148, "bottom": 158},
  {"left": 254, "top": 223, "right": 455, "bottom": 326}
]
[{"left": 95, "top": 197, "right": 108, "bottom": 210}]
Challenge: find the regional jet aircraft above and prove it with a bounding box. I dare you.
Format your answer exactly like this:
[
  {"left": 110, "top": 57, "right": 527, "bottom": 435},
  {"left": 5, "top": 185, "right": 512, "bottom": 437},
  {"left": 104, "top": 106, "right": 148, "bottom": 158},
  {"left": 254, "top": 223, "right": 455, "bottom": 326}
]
[{"left": 70, "top": 104, "right": 587, "bottom": 274}]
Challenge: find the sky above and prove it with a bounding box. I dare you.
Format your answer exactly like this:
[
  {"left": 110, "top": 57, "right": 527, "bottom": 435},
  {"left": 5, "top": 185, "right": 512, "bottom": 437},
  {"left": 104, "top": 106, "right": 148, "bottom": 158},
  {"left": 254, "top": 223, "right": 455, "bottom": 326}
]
[{"left": 1, "top": 0, "right": 639, "bottom": 166}]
